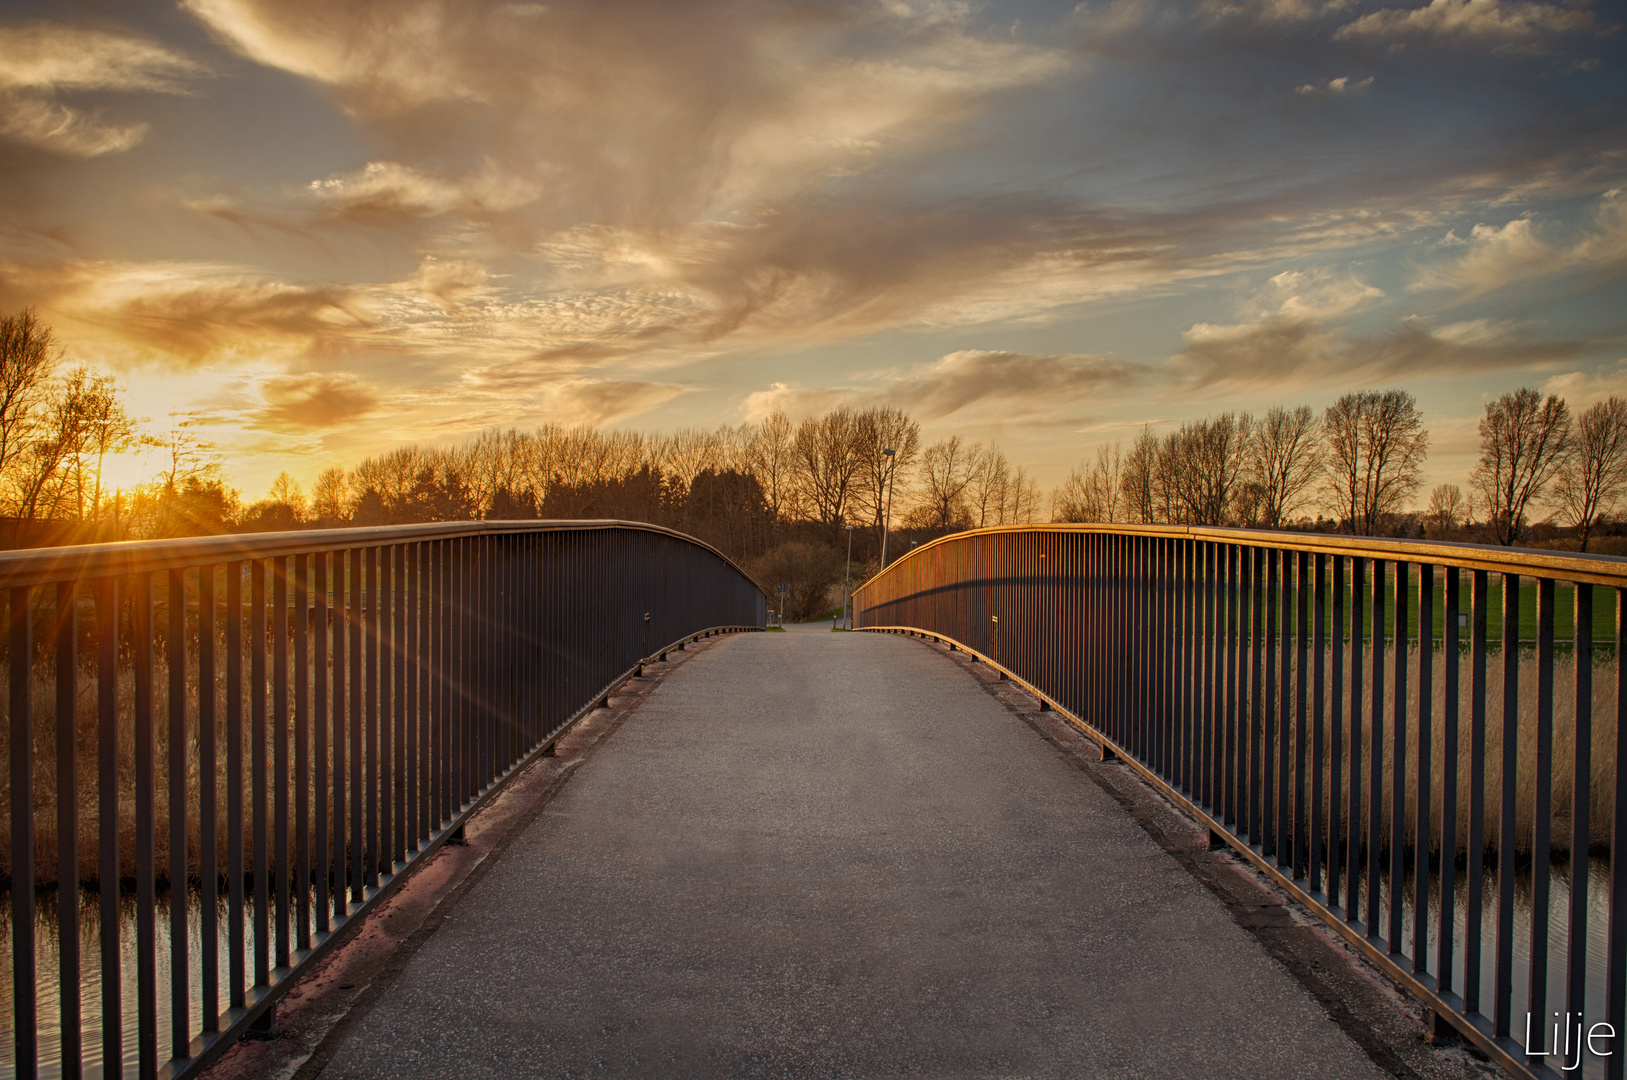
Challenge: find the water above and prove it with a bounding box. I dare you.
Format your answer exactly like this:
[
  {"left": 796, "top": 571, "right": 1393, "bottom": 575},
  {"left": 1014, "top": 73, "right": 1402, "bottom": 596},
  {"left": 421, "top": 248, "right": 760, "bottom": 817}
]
[{"left": 1, "top": 884, "right": 321, "bottom": 1079}]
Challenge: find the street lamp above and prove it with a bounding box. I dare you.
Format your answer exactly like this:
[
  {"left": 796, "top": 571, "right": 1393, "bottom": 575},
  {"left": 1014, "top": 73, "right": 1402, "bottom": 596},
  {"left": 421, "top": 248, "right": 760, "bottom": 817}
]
[
  {"left": 839, "top": 524, "right": 855, "bottom": 629},
  {"left": 879, "top": 447, "right": 897, "bottom": 569}
]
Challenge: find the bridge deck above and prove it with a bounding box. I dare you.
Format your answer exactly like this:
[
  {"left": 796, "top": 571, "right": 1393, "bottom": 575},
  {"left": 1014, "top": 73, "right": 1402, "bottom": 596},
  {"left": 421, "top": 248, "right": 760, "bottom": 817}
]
[{"left": 318, "top": 630, "right": 1390, "bottom": 1079}]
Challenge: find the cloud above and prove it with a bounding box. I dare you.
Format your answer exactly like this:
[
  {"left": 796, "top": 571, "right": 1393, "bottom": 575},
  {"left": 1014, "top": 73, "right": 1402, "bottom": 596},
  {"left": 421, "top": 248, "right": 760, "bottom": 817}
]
[
  {"left": 890, "top": 349, "right": 1135, "bottom": 418},
  {"left": 0, "top": 21, "right": 204, "bottom": 156},
  {"left": 253, "top": 372, "right": 378, "bottom": 430},
  {"left": 742, "top": 349, "right": 1134, "bottom": 423},
  {"left": 1335, "top": 0, "right": 1599, "bottom": 49},
  {"left": 1294, "top": 75, "right": 1374, "bottom": 96},
  {"left": 1179, "top": 273, "right": 1589, "bottom": 391},
  {"left": 1412, "top": 189, "right": 1627, "bottom": 296},
  {"left": 1541, "top": 358, "right": 1627, "bottom": 408},
  {"left": 0, "top": 259, "right": 368, "bottom": 368}
]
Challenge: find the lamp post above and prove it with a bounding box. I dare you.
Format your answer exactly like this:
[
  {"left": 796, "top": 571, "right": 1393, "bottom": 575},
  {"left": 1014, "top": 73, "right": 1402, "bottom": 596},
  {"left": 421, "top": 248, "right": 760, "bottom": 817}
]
[
  {"left": 840, "top": 523, "right": 854, "bottom": 629},
  {"left": 879, "top": 447, "right": 897, "bottom": 569}
]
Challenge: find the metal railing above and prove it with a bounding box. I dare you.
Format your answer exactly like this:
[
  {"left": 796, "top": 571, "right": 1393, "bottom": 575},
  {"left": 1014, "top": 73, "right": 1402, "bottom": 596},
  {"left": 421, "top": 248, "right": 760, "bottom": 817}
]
[
  {"left": 855, "top": 524, "right": 1627, "bottom": 1080},
  {"left": 3, "top": 520, "right": 766, "bottom": 1080}
]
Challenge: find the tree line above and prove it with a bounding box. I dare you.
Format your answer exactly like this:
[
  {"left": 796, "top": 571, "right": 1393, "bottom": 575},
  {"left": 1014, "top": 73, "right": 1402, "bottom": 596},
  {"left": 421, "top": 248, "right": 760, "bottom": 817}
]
[
  {"left": 1054, "top": 387, "right": 1627, "bottom": 553},
  {"left": 5, "top": 308, "right": 1625, "bottom": 617}
]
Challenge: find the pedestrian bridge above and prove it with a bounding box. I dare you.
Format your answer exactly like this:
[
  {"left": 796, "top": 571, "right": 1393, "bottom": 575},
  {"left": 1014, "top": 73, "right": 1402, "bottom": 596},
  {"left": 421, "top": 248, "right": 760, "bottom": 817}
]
[{"left": 3, "top": 522, "right": 1623, "bottom": 1080}]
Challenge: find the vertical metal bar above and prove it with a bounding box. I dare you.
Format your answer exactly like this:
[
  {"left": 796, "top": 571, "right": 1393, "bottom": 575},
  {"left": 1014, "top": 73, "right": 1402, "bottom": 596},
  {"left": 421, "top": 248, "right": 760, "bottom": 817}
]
[
  {"left": 1225, "top": 544, "right": 1239, "bottom": 829},
  {"left": 167, "top": 568, "right": 190, "bottom": 1058},
  {"left": 1390, "top": 562, "right": 1407, "bottom": 952},
  {"left": 1494, "top": 572, "right": 1519, "bottom": 1035},
  {"left": 1526, "top": 578, "right": 1555, "bottom": 1031},
  {"left": 314, "top": 553, "right": 330, "bottom": 932},
  {"left": 394, "top": 543, "right": 407, "bottom": 862},
  {"left": 198, "top": 567, "right": 217, "bottom": 1035},
  {"left": 1311, "top": 553, "right": 1326, "bottom": 896},
  {"left": 227, "top": 562, "right": 245, "bottom": 1009},
  {"left": 1414, "top": 563, "right": 1434, "bottom": 971},
  {"left": 97, "top": 578, "right": 122, "bottom": 1076},
  {"left": 1438, "top": 566, "right": 1460, "bottom": 996},
  {"left": 295, "top": 554, "right": 310, "bottom": 950},
  {"left": 349, "top": 547, "right": 363, "bottom": 901},
  {"left": 252, "top": 559, "right": 269, "bottom": 987},
  {"left": 1249, "top": 546, "right": 1262, "bottom": 843},
  {"left": 1564, "top": 584, "right": 1591, "bottom": 1042},
  {"left": 1607, "top": 588, "right": 1626, "bottom": 1080},
  {"left": 1465, "top": 569, "right": 1489, "bottom": 1017},
  {"left": 55, "top": 581, "right": 81, "bottom": 1078},
  {"left": 1278, "top": 548, "right": 1292, "bottom": 868},
  {"left": 273, "top": 557, "right": 290, "bottom": 969},
  {"left": 370, "top": 545, "right": 384, "bottom": 883},
  {"left": 1262, "top": 547, "right": 1276, "bottom": 853},
  {"left": 406, "top": 544, "right": 419, "bottom": 851},
  {"left": 133, "top": 574, "right": 157, "bottom": 1077},
  {"left": 1368, "top": 559, "right": 1385, "bottom": 937},
  {"left": 10, "top": 586, "right": 36, "bottom": 1080},
  {"left": 1349, "top": 556, "right": 1364, "bottom": 920}
]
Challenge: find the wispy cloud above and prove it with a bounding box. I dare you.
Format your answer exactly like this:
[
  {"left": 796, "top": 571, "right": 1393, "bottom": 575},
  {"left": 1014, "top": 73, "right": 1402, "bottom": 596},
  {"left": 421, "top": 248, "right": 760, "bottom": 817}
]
[
  {"left": 1412, "top": 188, "right": 1627, "bottom": 296},
  {"left": 0, "top": 21, "right": 205, "bottom": 156},
  {"left": 1335, "top": 0, "right": 1601, "bottom": 50}
]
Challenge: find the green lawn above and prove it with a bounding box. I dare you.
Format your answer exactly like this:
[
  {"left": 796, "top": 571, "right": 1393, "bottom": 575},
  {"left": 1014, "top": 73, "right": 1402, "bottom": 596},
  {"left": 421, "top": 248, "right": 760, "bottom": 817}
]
[{"left": 1217, "top": 574, "right": 1620, "bottom": 645}]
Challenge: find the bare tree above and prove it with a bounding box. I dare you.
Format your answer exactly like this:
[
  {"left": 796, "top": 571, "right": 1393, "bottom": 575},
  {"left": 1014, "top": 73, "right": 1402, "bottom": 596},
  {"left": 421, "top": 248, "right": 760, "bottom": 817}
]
[
  {"left": 850, "top": 406, "right": 919, "bottom": 544},
  {"left": 1161, "top": 412, "right": 1252, "bottom": 526},
  {"left": 1055, "top": 442, "right": 1122, "bottom": 523},
  {"left": 746, "top": 410, "right": 795, "bottom": 525},
  {"left": 790, "top": 408, "right": 863, "bottom": 528},
  {"left": 1322, "top": 389, "right": 1429, "bottom": 536},
  {"left": 1470, "top": 387, "right": 1571, "bottom": 546},
  {"left": 77, "top": 371, "right": 140, "bottom": 519},
  {"left": 1553, "top": 395, "right": 1627, "bottom": 552},
  {"left": 967, "top": 443, "right": 1010, "bottom": 527},
  {"left": 1249, "top": 404, "right": 1323, "bottom": 528},
  {"left": 1120, "top": 426, "right": 1158, "bottom": 524},
  {"left": 310, "top": 466, "right": 349, "bottom": 524},
  {"left": 1426, "top": 483, "right": 1465, "bottom": 538},
  {"left": 0, "top": 308, "right": 60, "bottom": 483},
  {"left": 916, "top": 435, "right": 977, "bottom": 530}
]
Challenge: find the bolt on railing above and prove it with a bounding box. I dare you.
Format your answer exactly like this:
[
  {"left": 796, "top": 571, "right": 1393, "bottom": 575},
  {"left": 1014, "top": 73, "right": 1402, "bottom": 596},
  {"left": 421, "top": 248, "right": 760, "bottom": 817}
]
[
  {"left": 855, "top": 524, "right": 1626, "bottom": 1080},
  {"left": 3, "top": 520, "right": 766, "bottom": 1080}
]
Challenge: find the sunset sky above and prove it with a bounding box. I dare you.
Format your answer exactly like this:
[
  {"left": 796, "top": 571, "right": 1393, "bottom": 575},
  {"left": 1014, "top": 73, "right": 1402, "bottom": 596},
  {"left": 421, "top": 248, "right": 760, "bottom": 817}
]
[{"left": 1, "top": 0, "right": 1623, "bottom": 500}]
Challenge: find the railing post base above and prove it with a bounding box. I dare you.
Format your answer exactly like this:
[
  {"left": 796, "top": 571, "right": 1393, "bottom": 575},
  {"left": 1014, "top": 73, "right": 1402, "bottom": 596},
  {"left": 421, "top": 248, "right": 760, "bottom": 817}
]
[
  {"left": 1428, "top": 1013, "right": 1461, "bottom": 1046},
  {"left": 542, "top": 742, "right": 556, "bottom": 758},
  {"left": 1206, "top": 829, "right": 1226, "bottom": 852}
]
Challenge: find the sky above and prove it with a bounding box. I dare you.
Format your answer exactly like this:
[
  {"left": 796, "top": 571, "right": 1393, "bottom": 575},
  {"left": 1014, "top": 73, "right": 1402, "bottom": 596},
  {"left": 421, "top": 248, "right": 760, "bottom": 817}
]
[{"left": 0, "top": 0, "right": 1623, "bottom": 502}]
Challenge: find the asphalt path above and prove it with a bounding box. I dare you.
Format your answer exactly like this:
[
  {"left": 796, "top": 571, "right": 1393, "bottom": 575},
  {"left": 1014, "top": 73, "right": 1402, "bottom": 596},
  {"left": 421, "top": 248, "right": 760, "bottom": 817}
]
[{"left": 320, "top": 630, "right": 1389, "bottom": 1079}]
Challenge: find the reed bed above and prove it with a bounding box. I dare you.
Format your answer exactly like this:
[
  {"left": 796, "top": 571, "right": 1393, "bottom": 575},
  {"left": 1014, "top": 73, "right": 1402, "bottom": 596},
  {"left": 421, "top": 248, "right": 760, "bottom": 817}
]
[
  {"left": 1261, "top": 643, "right": 1620, "bottom": 861},
  {"left": 1, "top": 590, "right": 365, "bottom": 888}
]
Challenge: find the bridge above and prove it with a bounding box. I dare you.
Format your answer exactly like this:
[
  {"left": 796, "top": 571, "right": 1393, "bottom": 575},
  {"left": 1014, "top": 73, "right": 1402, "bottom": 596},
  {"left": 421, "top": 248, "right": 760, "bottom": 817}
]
[{"left": 3, "top": 522, "right": 1625, "bottom": 1080}]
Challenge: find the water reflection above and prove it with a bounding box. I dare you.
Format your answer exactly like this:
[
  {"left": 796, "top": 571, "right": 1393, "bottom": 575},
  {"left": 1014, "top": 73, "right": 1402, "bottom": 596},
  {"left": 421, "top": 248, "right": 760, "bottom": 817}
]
[{"left": 1, "top": 885, "right": 317, "bottom": 1080}]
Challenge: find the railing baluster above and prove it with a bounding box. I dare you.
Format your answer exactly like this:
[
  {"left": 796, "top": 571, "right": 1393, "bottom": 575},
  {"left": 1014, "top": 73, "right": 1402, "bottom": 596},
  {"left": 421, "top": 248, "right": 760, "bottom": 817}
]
[
  {"left": 55, "top": 580, "right": 81, "bottom": 1079},
  {"left": 1390, "top": 561, "right": 1407, "bottom": 953},
  {"left": 167, "top": 567, "right": 190, "bottom": 1058},
  {"left": 1564, "top": 583, "right": 1591, "bottom": 1043},
  {"left": 314, "top": 553, "right": 330, "bottom": 932},
  {"left": 134, "top": 573, "right": 157, "bottom": 1077},
  {"left": 1310, "top": 552, "right": 1325, "bottom": 897},
  {"left": 227, "top": 561, "right": 245, "bottom": 1010},
  {"left": 1607, "top": 587, "right": 1626, "bottom": 1080},
  {"left": 295, "top": 553, "right": 311, "bottom": 950},
  {"left": 252, "top": 559, "right": 269, "bottom": 989},
  {"left": 10, "top": 585, "right": 37, "bottom": 1080},
  {"left": 1495, "top": 572, "right": 1519, "bottom": 1036},
  {"left": 1438, "top": 565, "right": 1459, "bottom": 998},
  {"left": 1349, "top": 556, "right": 1364, "bottom": 924},
  {"left": 274, "top": 557, "right": 290, "bottom": 970},
  {"left": 199, "top": 568, "right": 218, "bottom": 1035},
  {"left": 1369, "top": 558, "right": 1385, "bottom": 938},
  {"left": 1414, "top": 563, "right": 1434, "bottom": 972},
  {"left": 1466, "top": 568, "right": 1489, "bottom": 1018},
  {"left": 97, "top": 577, "right": 122, "bottom": 1077},
  {"left": 1526, "top": 578, "right": 1556, "bottom": 1036}
]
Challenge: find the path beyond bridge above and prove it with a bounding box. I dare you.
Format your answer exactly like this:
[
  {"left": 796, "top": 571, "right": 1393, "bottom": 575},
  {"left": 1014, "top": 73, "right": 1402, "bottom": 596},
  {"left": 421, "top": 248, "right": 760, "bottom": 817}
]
[{"left": 313, "top": 631, "right": 1434, "bottom": 1079}]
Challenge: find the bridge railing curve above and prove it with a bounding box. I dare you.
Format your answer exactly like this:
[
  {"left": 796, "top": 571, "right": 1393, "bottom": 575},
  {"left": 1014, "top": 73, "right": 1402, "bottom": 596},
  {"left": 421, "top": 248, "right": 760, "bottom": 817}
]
[
  {"left": 854, "top": 523, "right": 1626, "bottom": 1080},
  {"left": 2, "top": 519, "right": 766, "bottom": 1080}
]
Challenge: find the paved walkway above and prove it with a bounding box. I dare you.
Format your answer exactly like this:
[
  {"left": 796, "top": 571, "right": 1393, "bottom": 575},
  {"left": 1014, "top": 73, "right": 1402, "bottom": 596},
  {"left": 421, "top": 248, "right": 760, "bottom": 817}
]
[{"left": 320, "top": 632, "right": 1391, "bottom": 1079}]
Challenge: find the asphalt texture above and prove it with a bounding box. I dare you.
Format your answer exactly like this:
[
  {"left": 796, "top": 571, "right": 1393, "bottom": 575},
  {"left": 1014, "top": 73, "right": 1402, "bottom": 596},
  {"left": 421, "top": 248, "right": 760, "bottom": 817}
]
[{"left": 318, "top": 631, "right": 1392, "bottom": 1080}]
